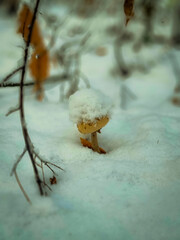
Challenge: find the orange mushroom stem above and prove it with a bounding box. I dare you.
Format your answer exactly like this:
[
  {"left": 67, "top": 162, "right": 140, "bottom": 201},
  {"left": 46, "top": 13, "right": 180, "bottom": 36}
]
[
  {"left": 91, "top": 131, "right": 100, "bottom": 153},
  {"left": 77, "top": 116, "right": 109, "bottom": 153}
]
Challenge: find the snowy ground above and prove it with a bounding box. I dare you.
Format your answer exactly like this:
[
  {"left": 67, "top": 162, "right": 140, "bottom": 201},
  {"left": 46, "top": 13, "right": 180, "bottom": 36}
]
[{"left": 0, "top": 3, "right": 180, "bottom": 240}]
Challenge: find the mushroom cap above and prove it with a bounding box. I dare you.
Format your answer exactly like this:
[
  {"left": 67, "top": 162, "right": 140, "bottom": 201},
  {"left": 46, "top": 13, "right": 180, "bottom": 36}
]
[
  {"left": 77, "top": 116, "right": 109, "bottom": 134},
  {"left": 69, "top": 89, "right": 112, "bottom": 124}
]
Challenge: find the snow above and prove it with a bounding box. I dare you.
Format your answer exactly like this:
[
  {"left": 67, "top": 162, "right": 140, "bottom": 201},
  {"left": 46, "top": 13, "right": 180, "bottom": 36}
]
[
  {"left": 0, "top": 2, "right": 180, "bottom": 240},
  {"left": 69, "top": 88, "right": 112, "bottom": 124}
]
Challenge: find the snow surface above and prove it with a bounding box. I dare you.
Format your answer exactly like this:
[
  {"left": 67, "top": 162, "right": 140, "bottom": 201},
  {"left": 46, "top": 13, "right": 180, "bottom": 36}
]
[
  {"left": 69, "top": 88, "right": 112, "bottom": 124},
  {"left": 0, "top": 3, "right": 180, "bottom": 240}
]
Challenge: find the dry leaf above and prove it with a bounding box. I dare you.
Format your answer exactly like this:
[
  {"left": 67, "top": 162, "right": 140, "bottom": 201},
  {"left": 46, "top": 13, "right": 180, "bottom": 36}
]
[
  {"left": 17, "top": 4, "right": 50, "bottom": 101},
  {"left": 50, "top": 176, "right": 57, "bottom": 185},
  {"left": 17, "top": 4, "right": 44, "bottom": 49},
  {"left": 29, "top": 48, "right": 50, "bottom": 100},
  {"left": 124, "top": 0, "right": 134, "bottom": 26},
  {"left": 80, "top": 138, "right": 106, "bottom": 154},
  {"left": 29, "top": 48, "right": 50, "bottom": 83}
]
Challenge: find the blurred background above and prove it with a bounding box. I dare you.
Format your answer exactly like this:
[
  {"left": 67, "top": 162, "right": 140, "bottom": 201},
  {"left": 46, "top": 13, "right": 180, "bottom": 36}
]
[{"left": 0, "top": 0, "right": 180, "bottom": 108}]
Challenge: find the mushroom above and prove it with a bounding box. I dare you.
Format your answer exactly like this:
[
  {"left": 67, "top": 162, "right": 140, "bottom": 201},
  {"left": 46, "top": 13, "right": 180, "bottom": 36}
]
[
  {"left": 77, "top": 116, "right": 109, "bottom": 153},
  {"left": 69, "top": 88, "right": 112, "bottom": 153}
]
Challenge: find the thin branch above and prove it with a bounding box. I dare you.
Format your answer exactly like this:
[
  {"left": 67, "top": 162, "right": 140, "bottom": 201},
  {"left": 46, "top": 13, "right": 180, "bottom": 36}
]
[
  {"left": 14, "top": 170, "right": 32, "bottom": 204},
  {"left": 0, "top": 82, "right": 34, "bottom": 88},
  {"left": 19, "top": 0, "right": 44, "bottom": 196},
  {"left": 45, "top": 164, "right": 57, "bottom": 175},
  {"left": 0, "top": 73, "right": 69, "bottom": 88},
  {"left": 35, "top": 161, "right": 42, "bottom": 168},
  {"left": 11, "top": 148, "right": 27, "bottom": 176},
  {"left": 34, "top": 151, "right": 64, "bottom": 171},
  {"left": 35, "top": 154, "right": 57, "bottom": 175},
  {"left": 10, "top": 148, "right": 31, "bottom": 204},
  {"left": 46, "top": 161, "right": 64, "bottom": 171},
  {"left": 44, "top": 183, "right": 52, "bottom": 191},
  {"left": 0, "top": 66, "right": 23, "bottom": 86},
  {"left": 7, "top": 0, "right": 64, "bottom": 202},
  {"left": 41, "top": 161, "right": 52, "bottom": 192},
  {"left": 41, "top": 161, "right": 45, "bottom": 183},
  {"left": 6, "top": 106, "right": 20, "bottom": 117}
]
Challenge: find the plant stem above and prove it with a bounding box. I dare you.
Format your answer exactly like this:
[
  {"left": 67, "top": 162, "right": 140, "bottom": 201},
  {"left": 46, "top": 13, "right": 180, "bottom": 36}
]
[
  {"left": 0, "top": 66, "right": 23, "bottom": 86},
  {"left": 91, "top": 131, "right": 100, "bottom": 153},
  {"left": 19, "top": 0, "right": 43, "bottom": 196}
]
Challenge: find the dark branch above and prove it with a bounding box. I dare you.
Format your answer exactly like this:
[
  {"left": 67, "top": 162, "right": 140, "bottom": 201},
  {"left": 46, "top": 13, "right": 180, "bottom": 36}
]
[
  {"left": 0, "top": 66, "right": 23, "bottom": 86},
  {"left": 1, "top": 82, "right": 33, "bottom": 88},
  {"left": 11, "top": 148, "right": 27, "bottom": 176},
  {"left": 34, "top": 151, "right": 64, "bottom": 172},
  {"left": 7, "top": 0, "right": 64, "bottom": 202},
  {"left": 6, "top": 106, "right": 20, "bottom": 117},
  {"left": 19, "top": 0, "right": 44, "bottom": 196},
  {"left": 0, "top": 74, "right": 69, "bottom": 88}
]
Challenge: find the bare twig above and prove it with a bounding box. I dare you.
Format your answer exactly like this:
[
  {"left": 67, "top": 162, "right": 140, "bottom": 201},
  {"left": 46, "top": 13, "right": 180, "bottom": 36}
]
[
  {"left": 44, "top": 183, "right": 52, "bottom": 191},
  {"left": 6, "top": 106, "right": 20, "bottom": 117},
  {"left": 0, "top": 74, "right": 69, "bottom": 88},
  {"left": 0, "top": 66, "right": 23, "bottom": 86},
  {"left": 0, "top": 82, "right": 33, "bottom": 88},
  {"left": 35, "top": 161, "right": 42, "bottom": 168},
  {"left": 5, "top": 0, "right": 64, "bottom": 202},
  {"left": 33, "top": 149, "right": 63, "bottom": 192},
  {"left": 14, "top": 171, "right": 32, "bottom": 204},
  {"left": 19, "top": 0, "right": 44, "bottom": 196},
  {"left": 10, "top": 148, "right": 31, "bottom": 204},
  {"left": 45, "top": 164, "right": 57, "bottom": 175},
  {"left": 41, "top": 161, "right": 45, "bottom": 184},
  {"left": 34, "top": 151, "right": 64, "bottom": 172},
  {"left": 11, "top": 148, "right": 27, "bottom": 176},
  {"left": 41, "top": 161, "right": 52, "bottom": 193}
]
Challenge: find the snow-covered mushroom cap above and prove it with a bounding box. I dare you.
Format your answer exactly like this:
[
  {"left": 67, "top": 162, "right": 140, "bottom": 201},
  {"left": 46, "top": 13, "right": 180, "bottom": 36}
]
[
  {"left": 69, "top": 88, "right": 112, "bottom": 125},
  {"left": 77, "top": 116, "right": 109, "bottom": 134}
]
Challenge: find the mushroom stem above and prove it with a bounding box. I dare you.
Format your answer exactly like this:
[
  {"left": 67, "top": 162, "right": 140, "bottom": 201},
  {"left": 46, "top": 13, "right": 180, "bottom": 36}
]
[{"left": 91, "top": 131, "right": 100, "bottom": 153}]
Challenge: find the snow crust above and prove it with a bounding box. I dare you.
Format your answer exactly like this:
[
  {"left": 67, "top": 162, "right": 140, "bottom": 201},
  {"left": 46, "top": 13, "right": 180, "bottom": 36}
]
[{"left": 69, "top": 88, "right": 112, "bottom": 124}]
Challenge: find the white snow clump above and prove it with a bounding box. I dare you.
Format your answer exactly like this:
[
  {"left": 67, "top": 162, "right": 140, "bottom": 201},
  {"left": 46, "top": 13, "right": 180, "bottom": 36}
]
[{"left": 69, "top": 88, "right": 112, "bottom": 124}]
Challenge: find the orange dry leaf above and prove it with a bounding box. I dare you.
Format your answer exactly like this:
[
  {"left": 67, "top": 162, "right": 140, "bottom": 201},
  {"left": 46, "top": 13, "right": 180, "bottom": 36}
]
[
  {"left": 50, "top": 176, "right": 57, "bottom": 185},
  {"left": 29, "top": 48, "right": 50, "bottom": 100},
  {"left": 124, "top": 0, "right": 134, "bottom": 26},
  {"left": 80, "top": 138, "right": 106, "bottom": 154},
  {"left": 17, "top": 4, "right": 44, "bottom": 49},
  {"left": 29, "top": 48, "right": 50, "bottom": 83},
  {"left": 17, "top": 4, "right": 50, "bottom": 101}
]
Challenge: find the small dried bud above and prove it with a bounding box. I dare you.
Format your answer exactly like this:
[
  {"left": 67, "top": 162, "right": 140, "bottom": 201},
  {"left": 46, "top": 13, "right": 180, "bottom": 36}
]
[{"left": 124, "top": 0, "right": 134, "bottom": 26}]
